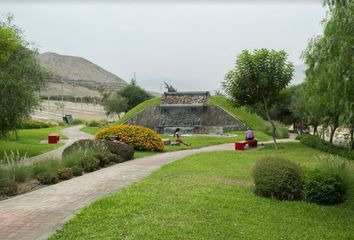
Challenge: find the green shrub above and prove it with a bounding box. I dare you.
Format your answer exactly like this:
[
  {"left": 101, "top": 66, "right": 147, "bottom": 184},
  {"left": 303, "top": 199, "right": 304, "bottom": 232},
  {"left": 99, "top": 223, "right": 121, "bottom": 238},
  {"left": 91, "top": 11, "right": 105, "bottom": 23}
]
[
  {"left": 72, "top": 118, "right": 85, "bottom": 125},
  {"left": 85, "top": 119, "right": 108, "bottom": 128},
  {"left": 71, "top": 166, "right": 83, "bottom": 176},
  {"left": 93, "top": 152, "right": 111, "bottom": 167},
  {"left": 36, "top": 172, "right": 59, "bottom": 185},
  {"left": 252, "top": 157, "right": 303, "bottom": 201},
  {"left": 105, "top": 152, "right": 124, "bottom": 164},
  {"left": 304, "top": 169, "right": 346, "bottom": 205},
  {"left": 58, "top": 168, "right": 73, "bottom": 180},
  {"left": 103, "top": 141, "right": 134, "bottom": 161},
  {"left": 0, "top": 151, "right": 32, "bottom": 183},
  {"left": 80, "top": 156, "right": 100, "bottom": 172},
  {"left": 62, "top": 139, "right": 107, "bottom": 156},
  {"left": 16, "top": 119, "right": 58, "bottom": 129},
  {"left": 32, "top": 159, "right": 61, "bottom": 177},
  {"left": 0, "top": 178, "right": 17, "bottom": 196},
  {"left": 299, "top": 134, "right": 354, "bottom": 160},
  {"left": 262, "top": 122, "right": 289, "bottom": 139},
  {"left": 61, "top": 148, "right": 88, "bottom": 168}
]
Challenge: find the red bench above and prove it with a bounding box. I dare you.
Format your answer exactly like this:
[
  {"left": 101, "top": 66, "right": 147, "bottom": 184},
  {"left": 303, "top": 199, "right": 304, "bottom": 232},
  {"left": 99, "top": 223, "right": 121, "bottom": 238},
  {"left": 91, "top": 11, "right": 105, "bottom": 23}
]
[
  {"left": 235, "top": 139, "right": 258, "bottom": 151},
  {"left": 48, "top": 133, "right": 60, "bottom": 144}
]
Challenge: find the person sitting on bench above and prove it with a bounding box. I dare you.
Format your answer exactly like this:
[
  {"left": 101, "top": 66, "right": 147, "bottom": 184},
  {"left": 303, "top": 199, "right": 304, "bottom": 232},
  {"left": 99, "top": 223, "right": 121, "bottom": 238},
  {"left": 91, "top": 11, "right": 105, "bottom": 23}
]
[
  {"left": 245, "top": 127, "right": 255, "bottom": 140},
  {"left": 174, "top": 128, "right": 191, "bottom": 146}
]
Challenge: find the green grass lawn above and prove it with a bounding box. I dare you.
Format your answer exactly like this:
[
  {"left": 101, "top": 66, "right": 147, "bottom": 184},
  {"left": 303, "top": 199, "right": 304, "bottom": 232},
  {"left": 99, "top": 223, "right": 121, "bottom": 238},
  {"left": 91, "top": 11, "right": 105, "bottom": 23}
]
[
  {"left": 50, "top": 143, "right": 354, "bottom": 239},
  {"left": 0, "top": 127, "right": 67, "bottom": 160},
  {"left": 80, "top": 126, "right": 100, "bottom": 135},
  {"left": 161, "top": 131, "right": 272, "bottom": 152}
]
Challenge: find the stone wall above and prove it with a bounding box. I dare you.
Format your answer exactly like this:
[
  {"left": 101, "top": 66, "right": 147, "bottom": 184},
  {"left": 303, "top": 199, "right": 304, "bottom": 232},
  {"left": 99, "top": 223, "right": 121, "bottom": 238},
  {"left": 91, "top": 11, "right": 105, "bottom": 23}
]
[
  {"left": 161, "top": 91, "right": 209, "bottom": 105},
  {"left": 127, "top": 105, "right": 245, "bottom": 134}
]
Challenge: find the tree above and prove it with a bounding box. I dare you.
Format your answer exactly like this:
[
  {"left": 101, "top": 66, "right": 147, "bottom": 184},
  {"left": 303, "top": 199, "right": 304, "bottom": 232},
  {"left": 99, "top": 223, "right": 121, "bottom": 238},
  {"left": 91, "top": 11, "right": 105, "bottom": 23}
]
[
  {"left": 0, "top": 15, "right": 49, "bottom": 139},
  {"left": 101, "top": 93, "right": 128, "bottom": 118},
  {"left": 223, "top": 49, "right": 294, "bottom": 149},
  {"left": 118, "top": 81, "right": 152, "bottom": 111},
  {"left": 302, "top": 1, "right": 353, "bottom": 147}
]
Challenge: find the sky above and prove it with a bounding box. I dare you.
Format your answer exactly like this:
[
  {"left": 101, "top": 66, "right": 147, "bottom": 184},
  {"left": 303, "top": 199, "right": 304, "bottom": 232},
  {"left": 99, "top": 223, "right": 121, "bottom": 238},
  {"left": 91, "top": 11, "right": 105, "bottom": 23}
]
[{"left": 1, "top": 1, "right": 327, "bottom": 93}]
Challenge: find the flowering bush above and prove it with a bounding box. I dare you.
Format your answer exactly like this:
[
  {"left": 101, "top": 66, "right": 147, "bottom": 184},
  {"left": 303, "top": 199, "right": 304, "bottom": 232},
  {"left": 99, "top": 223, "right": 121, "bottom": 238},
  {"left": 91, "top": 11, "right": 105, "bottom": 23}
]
[{"left": 95, "top": 125, "right": 164, "bottom": 152}]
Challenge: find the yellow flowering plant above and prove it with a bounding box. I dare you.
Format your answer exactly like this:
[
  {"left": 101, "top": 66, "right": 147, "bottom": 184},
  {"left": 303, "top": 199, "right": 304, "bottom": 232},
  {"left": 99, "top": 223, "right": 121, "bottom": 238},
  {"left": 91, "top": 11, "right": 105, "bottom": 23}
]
[{"left": 96, "top": 125, "right": 164, "bottom": 152}]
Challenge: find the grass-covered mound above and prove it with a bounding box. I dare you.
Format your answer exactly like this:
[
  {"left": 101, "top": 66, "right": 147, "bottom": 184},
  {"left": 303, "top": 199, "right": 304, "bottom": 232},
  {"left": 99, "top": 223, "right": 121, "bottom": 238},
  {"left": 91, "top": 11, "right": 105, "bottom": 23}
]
[
  {"left": 208, "top": 96, "right": 266, "bottom": 130},
  {"left": 50, "top": 143, "right": 354, "bottom": 240},
  {"left": 116, "top": 97, "right": 161, "bottom": 125}
]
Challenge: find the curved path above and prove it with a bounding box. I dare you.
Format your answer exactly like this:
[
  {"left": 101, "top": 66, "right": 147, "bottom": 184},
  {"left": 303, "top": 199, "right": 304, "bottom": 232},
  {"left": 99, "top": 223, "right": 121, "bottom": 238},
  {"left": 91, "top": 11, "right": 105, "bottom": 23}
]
[
  {"left": 0, "top": 136, "right": 296, "bottom": 240},
  {"left": 26, "top": 125, "right": 94, "bottom": 164}
]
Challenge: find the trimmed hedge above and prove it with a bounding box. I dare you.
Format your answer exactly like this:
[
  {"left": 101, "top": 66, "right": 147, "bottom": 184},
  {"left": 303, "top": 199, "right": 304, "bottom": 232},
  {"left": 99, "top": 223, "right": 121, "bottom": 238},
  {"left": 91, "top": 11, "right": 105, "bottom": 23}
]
[
  {"left": 252, "top": 157, "right": 303, "bottom": 201},
  {"left": 298, "top": 134, "right": 354, "bottom": 160},
  {"left": 304, "top": 169, "right": 346, "bottom": 205},
  {"left": 96, "top": 125, "right": 164, "bottom": 152},
  {"left": 16, "top": 119, "right": 58, "bottom": 129}
]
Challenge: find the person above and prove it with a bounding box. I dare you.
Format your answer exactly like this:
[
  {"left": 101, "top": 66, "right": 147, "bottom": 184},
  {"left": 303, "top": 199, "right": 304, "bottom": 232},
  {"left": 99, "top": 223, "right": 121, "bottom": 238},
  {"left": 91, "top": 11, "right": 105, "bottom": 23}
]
[
  {"left": 245, "top": 127, "right": 255, "bottom": 140},
  {"left": 173, "top": 128, "right": 191, "bottom": 146}
]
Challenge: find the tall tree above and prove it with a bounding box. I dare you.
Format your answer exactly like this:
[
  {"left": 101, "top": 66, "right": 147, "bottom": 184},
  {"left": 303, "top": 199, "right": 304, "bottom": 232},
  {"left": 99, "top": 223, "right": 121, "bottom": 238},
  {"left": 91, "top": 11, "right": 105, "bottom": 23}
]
[
  {"left": 118, "top": 81, "right": 152, "bottom": 111},
  {"left": 101, "top": 93, "right": 128, "bottom": 118},
  {"left": 223, "top": 49, "right": 294, "bottom": 149},
  {"left": 302, "top": 1, "right": 353, "bottom": 147},
  {"left": 0, "top": 15, "right": 49, "bottom": 139}
]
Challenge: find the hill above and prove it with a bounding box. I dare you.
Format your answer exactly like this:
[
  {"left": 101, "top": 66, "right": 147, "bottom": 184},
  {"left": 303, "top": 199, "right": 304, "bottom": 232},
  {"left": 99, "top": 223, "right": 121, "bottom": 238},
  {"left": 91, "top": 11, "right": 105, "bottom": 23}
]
[{"left": 38, "top": 52, "right": 128, "bottom": 97}]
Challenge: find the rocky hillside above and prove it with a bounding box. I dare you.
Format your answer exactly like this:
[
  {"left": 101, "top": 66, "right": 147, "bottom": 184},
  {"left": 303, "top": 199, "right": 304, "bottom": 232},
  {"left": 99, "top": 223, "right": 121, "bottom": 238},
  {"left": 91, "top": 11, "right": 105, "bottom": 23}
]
[{"left": 38, "top": 52, "right": 128, "bottom": 97}]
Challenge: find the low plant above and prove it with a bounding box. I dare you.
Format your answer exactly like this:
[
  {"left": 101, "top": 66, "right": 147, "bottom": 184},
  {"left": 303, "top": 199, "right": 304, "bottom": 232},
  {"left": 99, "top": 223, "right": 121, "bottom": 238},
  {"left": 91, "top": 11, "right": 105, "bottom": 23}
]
[
  {"left": 105, "top": 152, "right": 124, "bottom": 164},
  {"left": 61, "top": 149, "right": 88, "bottom": 168},
  {"left": 0, "top": 178, "right": 17, "bottom": 196},
  {"left": 93, "top": 152, "right": 111, "bottom": 167},
  {"left": 32, "top": 159, "right": 61, "bottom": 176},
  {"left": 58, "top": 168, "right": 73, "bottom": 180},
  {"left": 252, "top": 156, "right": 303, "bottom": 201},
  {"left": 62, "top": 139, "right": 106, "bottom": 156},
  {"left": 299, "top": 134, "right": 354, "bottom": 160},
  {"left": 71, "top": 166, "right": 83, "bottom": 176},
  {"left": 16, "top": 119, "right": 58, "bottom": 129},
  {"left": 80, "top": 156, "right": 100, "bottom": 172},
  {"left": 96, "top": 125, "right": 164, "bottom": 152},
  {"left": 0, "top": 151, "right": 31, "bottom": 182},
  {"left": 36, "top": 172, "right": 59, "bottom": 185},
  {"left": 303, "top": 169, "right": 346, "bottom": 205},
  {"left": 85, "top": 119, "right": 108, "bottom": 128},
  {"left": 103, "top": 141, "right": 134, "bottom": 161}
]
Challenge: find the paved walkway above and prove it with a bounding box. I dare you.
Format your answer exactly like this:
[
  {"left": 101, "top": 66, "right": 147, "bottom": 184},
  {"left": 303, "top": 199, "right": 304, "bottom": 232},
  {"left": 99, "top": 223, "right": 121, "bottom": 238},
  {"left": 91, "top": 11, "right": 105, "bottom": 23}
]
[
  {"left": 0, "top": 135, "right": 297, "bottom": 240},
  {"left": 26, "top": 125, "right": 93, "bottom": 164}
]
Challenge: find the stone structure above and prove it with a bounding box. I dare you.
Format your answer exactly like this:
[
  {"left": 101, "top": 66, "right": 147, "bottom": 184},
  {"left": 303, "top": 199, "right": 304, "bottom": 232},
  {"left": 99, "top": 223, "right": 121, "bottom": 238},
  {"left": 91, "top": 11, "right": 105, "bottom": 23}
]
[{"left": 128, "top": 91, "right": 245, "bottom": 134}]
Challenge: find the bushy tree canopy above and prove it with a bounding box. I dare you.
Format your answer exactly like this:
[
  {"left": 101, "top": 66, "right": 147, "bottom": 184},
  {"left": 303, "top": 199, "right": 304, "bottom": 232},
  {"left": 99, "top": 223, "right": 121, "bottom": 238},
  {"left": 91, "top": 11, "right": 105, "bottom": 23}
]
[
  {"left": 0, "top": 15, "right": 49, "bottom": 138},
  {"left": 223, "top": 48, "right": 294, "bottom": 148}
]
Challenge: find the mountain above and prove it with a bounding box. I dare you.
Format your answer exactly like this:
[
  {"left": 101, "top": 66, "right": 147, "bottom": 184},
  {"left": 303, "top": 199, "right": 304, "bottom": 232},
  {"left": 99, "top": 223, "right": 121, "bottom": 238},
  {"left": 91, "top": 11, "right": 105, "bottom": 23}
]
[
  {"left": 290, "top": 64, "right": 306, "bottom": 85},
  {"left": 38, "top": 52, "right": 128, "bottom": 97}
]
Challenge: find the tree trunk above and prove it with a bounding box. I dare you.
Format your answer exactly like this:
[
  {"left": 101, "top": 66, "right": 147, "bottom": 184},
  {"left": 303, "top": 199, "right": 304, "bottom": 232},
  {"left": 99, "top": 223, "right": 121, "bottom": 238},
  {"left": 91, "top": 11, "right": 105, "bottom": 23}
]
[
  {"left": 263, "top": 96, "right": 277, "bottom": 149},
  {"left": 313, "top": 125, "right": 318, "bottom": 136},
  {"left": 350, "top": 126, "right": 354, "bottom": 150},
  {"left": 329, "top": 125, "right": 337, "bottom": 144},
  {"left": 15, "top": 128, "right": 19, "bottom": 141}
]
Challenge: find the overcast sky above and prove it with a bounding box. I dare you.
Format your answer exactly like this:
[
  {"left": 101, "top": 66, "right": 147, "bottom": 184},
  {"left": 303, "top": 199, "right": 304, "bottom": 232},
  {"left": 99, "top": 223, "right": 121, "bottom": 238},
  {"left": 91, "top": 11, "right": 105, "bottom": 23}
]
[{"left": 1, "top": 1, "right": 326, "bottom": 92}]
